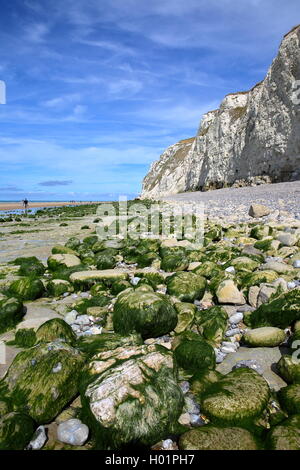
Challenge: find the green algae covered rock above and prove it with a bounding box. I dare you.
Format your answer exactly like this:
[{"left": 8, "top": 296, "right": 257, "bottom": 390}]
[
  {"left": 8, "top": 277, "right": 44, "bottom": 301},
  {"left": 3, "top": 341, "right": 84, "bottom": 424},
  {"left": 48, "top": 254, "right": 82, "bottom": 271},
  {"left": 0, "top": 412, "right": 35, "bottom": 450},
  {"left": 179, "top": 425, "right": 259, "bottom": 450},
  {"left": 243, "top": 327, "right": 286, "bottom": 348},
  {"left": 161, "top": 254, "right": 189, "bottom": 272},
  {"left": 47, "top": 279, "right": 73, "bottom": 297},
  {"left": 10, "top": 328, "right": 37, "bottom": 348},
  {"left": 278, "top": 384, "right": 300, "bottom": 415},
  {"left": 240, "top": 270, "right": 279, "bottom": 289},
  {"left": 195, "top": 306, "right": 228, "bottom": 344},
  {"left": 266, "top": 415, "right": 300, "bottom": 450},
  {"left": 0, "top": 297, "right": 24, "bottom": 333},
  {"left": 111, "top": 279, "right": 132, "bottom": 295},
  {"left": 113, "top": 288, "right": 177, "bottom": 339},
  {"left": 13, "top": 256, "right": 45, "bottom": 277},
  {"left": 35, "top": 318, "right": 76, "bottom": 345},
  {"left": 174, "top": 332, "right": 216, "bottom": 373},
  {"left": 80, "top": 344, "right": 184, "bottom": 449},
  {"left": 190, "top": 369, "right": 223, "bottom": 398},
  {"left": 174, "top": 302, "right": 196, "bottom": 334},
  {"left": 134, "top": 271, "right": 165, "bottom": 289},
  {"left": 277, "top": 355, "right": 300, "bottom": 384},
  {"left": 192, "top": 261, "right": 222, "bottom": 279},
  {"left": 250, "top": 225, "right": 271, "bottom": 240},
  {"left": 201, "top": 368, "right": 270, "bottom": 427},
  {"left": 166, "top": 272, "right": 206, "bottom": 302},
  {"left": 249, "top": 289, "right": 300, "bottom": 329},
  {"left": 52, "top": 245, "right": 78, "bottom": 256},
  {"left": 76, "top": 332, "right": 143, "bottom": 357},
  {"left": 228, "top": 257, "right": 260, "bottom": 272},
  {"left": 65, "top": 237, "right": 81, "bottom": 251},
  {"left": 95, "top": 248, "right": 117, "bottom": 270}
]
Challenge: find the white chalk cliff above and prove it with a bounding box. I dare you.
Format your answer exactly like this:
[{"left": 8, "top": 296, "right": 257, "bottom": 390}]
[{"left": 142, "top": 25, "right": 300, "bottom": 199}]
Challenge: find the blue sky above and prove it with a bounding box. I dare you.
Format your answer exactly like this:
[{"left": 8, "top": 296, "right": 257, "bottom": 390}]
[{"left": 0, "top": 0, "right": 299, "bottom": 201}]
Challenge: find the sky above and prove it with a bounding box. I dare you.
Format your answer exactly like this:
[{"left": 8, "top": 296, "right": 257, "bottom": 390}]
[{"left": 0, "top": 0, "right": 299, "bottom": 201}]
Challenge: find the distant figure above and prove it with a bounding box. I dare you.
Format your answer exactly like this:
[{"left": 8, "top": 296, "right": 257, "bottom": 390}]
[{"left": 23, "top": 198, "right": 29, "bottom": 210}]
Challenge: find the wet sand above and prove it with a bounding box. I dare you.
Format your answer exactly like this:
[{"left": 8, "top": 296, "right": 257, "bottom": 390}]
[{"left": 0, "top": 201, "right": 101, "bottom": 211}]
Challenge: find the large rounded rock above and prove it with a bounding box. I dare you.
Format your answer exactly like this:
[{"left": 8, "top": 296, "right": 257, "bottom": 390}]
[
  {"left": 179, "top": 425, "right": 259, "bottom": 450},
  {"left": 277, "top": 355, "right": 300, "bottom": 384},
  {"left": 216, "top": 280, "right": 245, "bottom": 305},
  {"left": 266, "top": 415, "right": 300, "bottom": 450},
  {"left": 161, "top": 254, "right": 189, "bottom": 272},
  {"left": 278, "top": 384, "right": 300, "bottom": 415},
  {"left": 13, "top": 256, "right": 45, "bottom": 277},
  {"left": 249, "top": 289, "right": 300, "bottom": 328},
  {"left": 9, "top": 277, "right": 44, "bottom": 301},
  {"left": 81, "top": 344, "right": 184, "bottom": 449},
  {"left": 3, "top": 341, "right": 84, "bottom": 424},
  {"left": 174, "top": 303, "right": 196, "bottom": 334},
  {"left": 0, "top": 412, "right": 35, "bottom": 450},
  {"left": 195, "top": 306, "right": 228, "bottom": 344},
  {"left": 47, "top": 279, "right": 73, "bottom": 297},
  {"left": 0, "top": 297, "right": 24, "bottom": 333},
  {"left": 201, "top": 368, "right": 270, "bottom": 426},
  {"left": 174, "top": 332, "right": 216, "bottom": 373},
  {"left": 243, "top": 327, "right": 286, "bottom": 348},
  {"left": 166, "top": 272, "right": 206, "bottom": 302},
  {"left": 113, "top": 288, "right": 177, "bottom": 339},
  {"left": 35, "top": 318, "right": 76, "bottom": 345},
  {"left": 47, "top": 254, "right": 81, "bottom": 271}
]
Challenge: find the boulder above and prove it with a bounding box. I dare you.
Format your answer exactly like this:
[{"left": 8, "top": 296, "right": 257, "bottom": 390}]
[
  {"left": 0, "top": 412, "right": 35, "bottom": 450},
  {"left": 201, "top": 368, "right": 270, "bottom": 426},
  {"left": 249, "top": 289, "right": 300, "bottom": 328},
  {"left": 0, "top": 297, "right": 24, "bottom": 333},
  {"left": 35, "top": 318, "right": 76, "bottom": 345},
  {"left": 243, "top": 327, "right": 286, "bottom": 348},
  {"left": 47, "top": 279, "right": 73, "bottom": 297},
  {"left": 81, "top": 344, "right": 183, "bottom": 448},
  {"left": 266, "top": 415, "right": 300, "bottom": 450},
  {"left": 278, "top": 384, "right": 300, "bottom": 415},
  {"left": 3, "top": 341, "right": 84, "bottom": 423},
  {"left": 8, "top": 277, "right": 44, "bottom": 301},
  {"left": 166, "top": 272, "right": 207, "bottom": 302},
  {"left": 216, "top": 280, "right": 246, "bottom": 305},
  {"left": 113, "top": 288, "right": 177, "bottom": 338},
  {"left": 47, "top": 254, "right": 81, "bottom": 271},
  {"left": 195, "top": 306, "right": 228, "bottom": 344},
  {"left": 174, "top": 302, "right": 196, "bottom": 334},
  {"left": 277, "top": 355, "right": 300, "bottom": 384},
  {"left": 249, "top": 204, "right": 271, "bottom": 218},
  {"left": 174, "top": 332, "right": 216, "bottom": 373},
  {"left": 179, "top": 425, "right": 259, "bottom": 450}
]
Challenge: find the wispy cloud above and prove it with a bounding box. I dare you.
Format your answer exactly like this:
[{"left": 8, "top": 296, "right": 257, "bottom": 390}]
[{"left": 38, "top": 180, "right": 73, "bottom": 186}]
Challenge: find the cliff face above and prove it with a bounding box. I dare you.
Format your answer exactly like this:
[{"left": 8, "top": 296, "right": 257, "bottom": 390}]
[{"left": 142, "top": 25, "right": 300, "bottom": 199}]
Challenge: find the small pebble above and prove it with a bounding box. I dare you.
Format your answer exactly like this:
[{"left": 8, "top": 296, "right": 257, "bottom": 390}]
[
  {"left": 229, "top": 312, "right": 244, "bottom": 324},
  {"left": 190, "top": 414, "right": 204, "bottom": 427},
  {"left": 179, "top": 381, "right": 190, "bottom": 394},
  {"left": 225, "top": 328, "right": 240, "bottom": 337},
  {"left": 26, "top": 426, "right": 47, "bottom": 450},
  {"left": 293, "top": 260, "right": 300, "bottom": 268},
  {"left": 225, "top": 266, "right": 235, "bottom": 273},
  {"left": 57, "top": 419, "right": 89, "bottom": 446}
]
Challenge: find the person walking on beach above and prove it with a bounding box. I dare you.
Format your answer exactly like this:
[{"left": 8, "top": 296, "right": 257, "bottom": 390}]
[{"left": 23, "top": 198, "right": 29, "bottom": 210}]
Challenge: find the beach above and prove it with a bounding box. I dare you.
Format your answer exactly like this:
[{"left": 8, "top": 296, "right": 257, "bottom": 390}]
[{"left": 0, "top": 201, "right": 101, "bottom": 211}]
